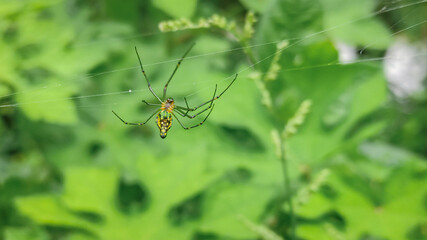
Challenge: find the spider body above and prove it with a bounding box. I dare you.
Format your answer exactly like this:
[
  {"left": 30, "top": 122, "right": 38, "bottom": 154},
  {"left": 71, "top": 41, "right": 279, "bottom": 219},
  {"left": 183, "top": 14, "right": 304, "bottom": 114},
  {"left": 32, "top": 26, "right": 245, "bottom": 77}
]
[
  {"left": 157, "top": 98, "right": 175, "bottom": 138},
  {"left": 112, "top": 43, "right": 237, "bottom": 139}
]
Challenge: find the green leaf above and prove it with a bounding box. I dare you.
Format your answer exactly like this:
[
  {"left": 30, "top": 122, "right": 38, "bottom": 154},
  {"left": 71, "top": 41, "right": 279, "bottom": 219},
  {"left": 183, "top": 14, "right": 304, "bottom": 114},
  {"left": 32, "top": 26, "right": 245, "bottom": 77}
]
[
  {"left": 1, "top": 0, "right": 130, "bottom": 124},
  {"left": 152, "top": 0, "right": 198, "bottom": 18},
  {"left": 104, "top": 0, "right": 139, "bottom": 23},
  {"left": 0, "top": 41, "right": 18, "bottom": 86},
  {"left": 256, "top": 0, "right": 323, "bottom": 66},
  {"left": 16, "top": 82, "right": 77, "bottom": 124},
  {"left": 297, "top": 192, "right": 331, "bottom": 218},
  {"left": 4, "top": 227, "right": 49, "bottom": 240},
  {"left": 15, "top": 161, "right": 218, "bottom": 240},
  {"left": 359, "top": 141, "right": 421, "bottom": 166},
  {"left": 0, "top": 84, "right": 10, "bottom": 97},
  {"left": 287, "top": 65, "right": 387, "bottom": 164},
  {"left": 15, "top": 195, "right": 93, "bottom": 229},
  {"left": 62, "top": 168, "right": 119, "bottom": 213},
  {"left": 239, "top": 0, "right": 271, "bottom": 13},
  {"left": 0, "top": 1, "right": 24, "bottom": 17},
  {"left": 319, "top": 0, "right": 392, "bottom": 48},
  {"left": 297, "top": 161, "right": 427, "bottom": 240},
  {"left": 67, "top": 233, "right": 97, "bottom": 240},
  {"left": 297, "top": 224, "right": 337, "bottom": 240},
  {"left": 136, "top": 152, "right": 220, "bottom": 210},
  {"left": 200, "top": 183, "right": 273, "bottom": 238}
]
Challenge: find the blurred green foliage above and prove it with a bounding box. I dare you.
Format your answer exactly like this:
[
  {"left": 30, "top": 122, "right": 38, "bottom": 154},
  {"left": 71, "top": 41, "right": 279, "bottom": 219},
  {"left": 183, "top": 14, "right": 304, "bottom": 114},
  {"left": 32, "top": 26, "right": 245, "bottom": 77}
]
[{"left": 0, "top": 0, "right": 426, "bottom": 240}]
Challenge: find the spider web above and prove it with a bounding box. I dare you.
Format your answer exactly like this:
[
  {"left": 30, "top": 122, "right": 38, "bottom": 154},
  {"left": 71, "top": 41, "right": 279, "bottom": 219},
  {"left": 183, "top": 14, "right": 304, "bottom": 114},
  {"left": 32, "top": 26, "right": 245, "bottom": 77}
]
[{"left": 0, "top": 0, "right": 426, "bottom": 116}]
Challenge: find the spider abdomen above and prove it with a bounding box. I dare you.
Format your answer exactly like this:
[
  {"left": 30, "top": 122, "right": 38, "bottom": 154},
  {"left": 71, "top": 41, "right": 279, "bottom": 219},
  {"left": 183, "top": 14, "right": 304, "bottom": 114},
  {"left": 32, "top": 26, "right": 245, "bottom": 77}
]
[{"left": 157, "top": 112, "right": 172, "bottom": 138}]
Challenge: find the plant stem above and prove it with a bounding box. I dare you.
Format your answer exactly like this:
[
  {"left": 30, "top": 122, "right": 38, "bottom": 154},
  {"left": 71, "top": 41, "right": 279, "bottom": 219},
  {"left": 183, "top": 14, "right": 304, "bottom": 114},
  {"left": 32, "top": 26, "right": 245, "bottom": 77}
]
[
  {"left": 236, "top": 28, "right": 296, "bottom": 239},
  {"left": 280, "top": 140, "right": 296, "bottom": 240},
  {"left": 229, "top": 30, "right": 257, "bottom": 66},
  {"left": 239, "top": 39, "right": 257, "bottom": 66}
]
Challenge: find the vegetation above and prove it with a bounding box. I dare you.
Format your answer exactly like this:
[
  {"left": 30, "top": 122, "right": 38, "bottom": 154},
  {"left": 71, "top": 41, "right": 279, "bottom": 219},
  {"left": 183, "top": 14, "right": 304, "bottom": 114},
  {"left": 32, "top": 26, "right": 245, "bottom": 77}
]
[{"left": 0, "top": 0, "right": 426, "bottom": 239}]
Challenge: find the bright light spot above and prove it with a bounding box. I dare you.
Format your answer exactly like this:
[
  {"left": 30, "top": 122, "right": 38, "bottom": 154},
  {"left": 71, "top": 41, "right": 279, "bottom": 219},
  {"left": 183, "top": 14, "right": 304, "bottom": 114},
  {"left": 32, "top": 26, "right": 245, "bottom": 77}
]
[
  {"left": 384, "top": 38, "right": 427, "bottom": 98},
  {"left": 336, "top": 42, "right": 357, "bottom": 64}
]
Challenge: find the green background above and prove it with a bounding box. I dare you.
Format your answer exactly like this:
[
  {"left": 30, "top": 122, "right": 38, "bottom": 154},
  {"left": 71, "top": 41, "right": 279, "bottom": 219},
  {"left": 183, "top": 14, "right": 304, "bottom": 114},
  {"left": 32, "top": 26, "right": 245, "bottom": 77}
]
[{"left": 0, "top": 0, "right": 426, "bottom": 239}]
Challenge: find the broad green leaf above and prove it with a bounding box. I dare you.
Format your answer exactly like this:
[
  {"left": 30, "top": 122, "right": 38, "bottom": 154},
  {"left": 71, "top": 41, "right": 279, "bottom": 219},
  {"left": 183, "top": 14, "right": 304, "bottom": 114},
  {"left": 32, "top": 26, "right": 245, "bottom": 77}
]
[
  {"left": 286, "top": 65, "right": 387, "bottom": 164},
  {"left": 297, "top": 224, "right": 336, "bottom": 240},
  {"left": 257, "top": 0, "right": 323, "bottom": 40},
  {"left": 14, "top": 10, "right": 68, "bottom": 46},
  {"left": 0, "top": 84, "right": 10, "bottom": 97},
  {"left": 359, "top": 141, "right": 421, "bottom": 166},
  {"left": 319, "top": 0, "right": 392, "bottom": 48},
  {"left": 4, "top": 227, "right": 49, "bottom": 240},
  {"left": 152, "top": 0, "right": 198, "bottom": 18},
  {"left": 200, "top": 183, "right": 274, "bottom": 238},
  {"left": 0, "top": 1, "right": 24, "bottom": 16},
  {"left": 297, "top": 192, "right": 331, "bottom": 218},
  {"left": 62, "top": 168, "right": 119, "bottom": 213},
  {"left": 16, "top": 82, "right": 77, "bottom": 124},
  {"left": 0, "top": 41, "right": 18, "bottom": 86},
  {"left": 15, "top": 161, "right": 218, "bottom": 240},
  {"left": 104, "top": 0, "right": 139, "bottom": 23},
  {"left": 239, "top": 0, "right": 271, "bottom": 13},
  {"left": 15, "top": 195, "right": 94, "bottom": 229},
  {"left": 256, "top": 0, "right": 323, "bottom": 70},
  {"left": 341, "top": 170, "right": 427, "bottom": 240},
  {"left": 1, "top": 0, "right": 131, "bottom": 124},
  {"left": 136, "top": 151, "right": 220, "bottom": 211},
  {"left": 297, "top": 162, "right": 427, "bottom": 240},
  {"left": 208, "top": 68, "right": 274, "bottom": 148},
  {"left": 67, "top": 234, "right": 97, "bottom": 240}
]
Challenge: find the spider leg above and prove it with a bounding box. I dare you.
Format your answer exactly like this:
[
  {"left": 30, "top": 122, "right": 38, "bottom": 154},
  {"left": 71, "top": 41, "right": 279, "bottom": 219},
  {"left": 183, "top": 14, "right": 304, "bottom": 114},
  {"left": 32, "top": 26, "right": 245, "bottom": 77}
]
[
  {"left": 174, "top": 108, "right": 189, "bottom": 117},
  {"left": 135, "top": 47, "right": 162, "bottom": 103},
  {"left": 181, "top": 96, "right": 191, "bottom": 116},
  {"left": 112, "top": 110, "right": 158, "bottom": 126},
  {"left": 174, "top": 84, "right": 217, "bottom": 119},
  {"left": 142, "top": 100, "right": 162, "bottom": 106},
  {"left": 163, "top": 43, "right": 195, "bottom": 100},
  {"left": 172, "top": 105, "right": 215, "bottom": 130},
  {"left": 176, "top": 73, "right": 237, "bottom": 112},
  {"left": 174, "top": 106, "right": 210, "bottom": 119},
  {"left": 175, "top": 104, "right": 211, "bottom": 119}
]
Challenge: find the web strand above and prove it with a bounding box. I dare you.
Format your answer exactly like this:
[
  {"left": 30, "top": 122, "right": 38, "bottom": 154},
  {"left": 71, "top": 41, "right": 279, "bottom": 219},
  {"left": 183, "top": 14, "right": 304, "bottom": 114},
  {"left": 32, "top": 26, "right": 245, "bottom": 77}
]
[{"left": 0, "top": 0, "right": 425, "bottom": 109}]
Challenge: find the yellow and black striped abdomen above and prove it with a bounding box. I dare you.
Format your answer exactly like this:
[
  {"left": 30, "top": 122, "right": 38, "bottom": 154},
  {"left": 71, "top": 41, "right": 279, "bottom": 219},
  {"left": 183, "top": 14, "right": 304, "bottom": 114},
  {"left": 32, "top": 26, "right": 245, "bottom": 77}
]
[{"left": 156, "top": 111, "right": 172, "bottom": 139}]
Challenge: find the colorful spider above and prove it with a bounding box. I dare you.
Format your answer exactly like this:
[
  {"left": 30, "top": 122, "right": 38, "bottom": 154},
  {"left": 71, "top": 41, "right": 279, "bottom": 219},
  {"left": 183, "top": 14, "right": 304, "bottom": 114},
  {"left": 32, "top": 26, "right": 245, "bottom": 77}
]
[{"left": 112, "top": 43, "right": 238, "bottom": 139}]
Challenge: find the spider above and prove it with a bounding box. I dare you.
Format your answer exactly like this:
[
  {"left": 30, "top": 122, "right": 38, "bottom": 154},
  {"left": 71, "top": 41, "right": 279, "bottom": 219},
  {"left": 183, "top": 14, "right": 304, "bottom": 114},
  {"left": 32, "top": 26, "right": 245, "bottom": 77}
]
[{"left": 112, "top": 43, "right": 238, "bottom": 139}]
